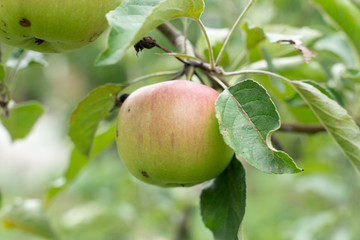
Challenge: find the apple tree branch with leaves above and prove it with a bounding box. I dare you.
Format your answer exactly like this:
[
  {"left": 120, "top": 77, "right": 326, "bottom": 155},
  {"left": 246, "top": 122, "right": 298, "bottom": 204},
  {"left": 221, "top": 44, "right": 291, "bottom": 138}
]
[{"left": 0, "top": 0, "right": 359, "bottom": 239}]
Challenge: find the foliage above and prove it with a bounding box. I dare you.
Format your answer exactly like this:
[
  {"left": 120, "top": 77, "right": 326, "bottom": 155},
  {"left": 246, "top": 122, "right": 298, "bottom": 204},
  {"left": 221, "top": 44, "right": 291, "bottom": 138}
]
[
  {"left": 216, "top": 79, "right": 301, "bottom": 174},
  {"left": 200, "top": 157, "right": 246, "bottom": 240},
  {"left": 0, "top": 0, "right": 359, "bottom": 239}
]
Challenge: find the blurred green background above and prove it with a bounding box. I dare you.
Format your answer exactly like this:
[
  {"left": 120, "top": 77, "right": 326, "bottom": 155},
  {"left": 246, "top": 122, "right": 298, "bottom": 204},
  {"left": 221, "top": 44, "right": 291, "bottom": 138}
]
[{"left": 0, "top": 0, "right": 360, "bottom": 239}]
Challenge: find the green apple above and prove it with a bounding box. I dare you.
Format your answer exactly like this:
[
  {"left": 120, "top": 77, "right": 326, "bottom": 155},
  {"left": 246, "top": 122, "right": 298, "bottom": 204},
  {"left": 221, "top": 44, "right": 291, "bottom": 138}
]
[
  {"left": 116, "top": 80, "right": 234, "bottom": 187},
  {"left": 0, "top": 0, "right": 120, "bottom": 53}
]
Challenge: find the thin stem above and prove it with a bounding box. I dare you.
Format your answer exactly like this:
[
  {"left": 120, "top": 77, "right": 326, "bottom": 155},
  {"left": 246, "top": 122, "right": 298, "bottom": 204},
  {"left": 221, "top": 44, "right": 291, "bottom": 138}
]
[
  {"left": 170, "top": 67, "right": 187, "bottom": 80},
  {"left": 194, "top": 71, "right": 206, "bottom": 84},
  {"left": 222, "top": 69, "right": 291, "bottom": 83},
  {"left": 128, "top": 71, "right": 180, "bottom": 84},
  {"left": 154, "top": 42, "right": 187, "bottom": 64},
  {"left": 195, "top": 19, "right": 215, "bottom": 70},
  {"left": 157, "top": 23, "right": 196, "bottom": 57},
  {"left": 216, "top": 0, "right": 255, "bottom": 66},
  {"left": 7, "top": 50, "right": 28, "bottom": 92},
  {"left": 186, "top": 66, "right": 195, "bottom": 80},
  {"left": 207, "top": 73, "right": 228, "bottom": 90}
]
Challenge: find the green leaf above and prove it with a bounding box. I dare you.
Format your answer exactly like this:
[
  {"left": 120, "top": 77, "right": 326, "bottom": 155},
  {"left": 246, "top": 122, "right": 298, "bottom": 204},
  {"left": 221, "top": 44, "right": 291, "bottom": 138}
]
[
  {"left": 90, "top": 122, "right": 117, "bottom": 158},
  {"left": 286, "top": 80, "right": 335, "bottom": 107},
  {"left": 0, "top": 64, "right": 5, "bottom": 83},
  {"left": 68, "top": 84, "right": 123, "bottom": 157},
  {"left": 342, "top": 68, "right": 360, "bottom": 83},
  {"left": 46, "top": 149, "right": 87, "bottom": 202},
  {"left": 241, "top": 23, "right": 321, "bottom": 64},
  {"left": 242, "top": 22, "right": 266, "bottom": 50},
  {"left": 215, "top": 79, "right": 302, "bottom": 174},
  {"left": 263, "top": 24, "right": 322, "bottom": 44},
  {"left": 314, "top": 33, "right": 356, "bottom": 67},
  {"left": 0, "top": 101, "right": 45, "bottom": 141},
  {"left": 1, "top": 199, "right": 59, "bottom": 240},
  {"left": 47, "top": 122, "right": 117, "bottom": 202},
  {"left": 196, "top": 27, "right": 231, "bottom": 66},
  {"left": 312, "top": 0, "right": 360, "bottom": 67},
  {"left": 290, "top": 80, "right": 360, "bottom": 174},
  {"left": 96, "top": 0, "right": 205, "bottom": 65},
  {"left": 200, "top": 157, "right": 246, "bottom": 240}
]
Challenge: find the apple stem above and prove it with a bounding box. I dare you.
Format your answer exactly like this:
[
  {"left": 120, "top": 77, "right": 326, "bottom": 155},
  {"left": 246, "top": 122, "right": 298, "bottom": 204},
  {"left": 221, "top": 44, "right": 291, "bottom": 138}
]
[{"left": 156, "top": 23, "right": 231, "bottom": 89}]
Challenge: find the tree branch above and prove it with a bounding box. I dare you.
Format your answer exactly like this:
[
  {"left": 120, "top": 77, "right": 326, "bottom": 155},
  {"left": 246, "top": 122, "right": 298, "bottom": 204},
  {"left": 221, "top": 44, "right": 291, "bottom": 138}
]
[
  {"left": 279, "top": 123, "right": 326, "bottom": 134},
  {"left": 157, "top": 22, "right": 196, "bottom": 57},
  {"left": 156, "top": 23, "right": 226, "bottom": 87},
  {"left": 156, "top": 24, "right": 330, "bottom": 135}
]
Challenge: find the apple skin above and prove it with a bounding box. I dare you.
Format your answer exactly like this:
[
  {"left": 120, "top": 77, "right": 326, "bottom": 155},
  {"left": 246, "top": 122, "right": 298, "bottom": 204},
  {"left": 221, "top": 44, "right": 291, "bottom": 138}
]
[
  {"left": 0, "top": 0, "right": 120, "bottom": 53},
  {"left": 116, "top": 80, "right": 234, "bottom": 187}
]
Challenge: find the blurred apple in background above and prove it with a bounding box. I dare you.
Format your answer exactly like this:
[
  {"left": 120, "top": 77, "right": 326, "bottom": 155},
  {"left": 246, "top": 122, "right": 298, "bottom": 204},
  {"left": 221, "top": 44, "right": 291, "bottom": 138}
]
[{"left": 0, "top": 0, "right": 120, "bottom": 53}]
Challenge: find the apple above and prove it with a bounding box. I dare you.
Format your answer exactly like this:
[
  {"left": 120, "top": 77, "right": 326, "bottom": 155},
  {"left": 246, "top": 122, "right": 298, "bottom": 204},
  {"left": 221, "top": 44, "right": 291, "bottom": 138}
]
[
  {"left": 0, "top": 0, "right": 120, "bottom": 53},
  {"left": 116, "top": 80, "right": 234, "bottom": 187}
]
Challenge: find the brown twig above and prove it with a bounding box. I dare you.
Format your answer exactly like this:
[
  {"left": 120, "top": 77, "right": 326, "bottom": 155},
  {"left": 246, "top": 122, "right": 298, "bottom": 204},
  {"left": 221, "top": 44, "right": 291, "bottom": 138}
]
[
  {"left": 279, "top": 123, "right": 326, "bottom": 134},
  {"left": 176, "top": 207, "right": 193, "bottom": 240},
  {"left": 156, "top": 23, "right": 225, "bottom": 87},
  {"left": 134, "top": 36, "right": 187, "bottom": 64},
  {"left": 157, "top": 23, "right": 196, "bottom": 57},
  {"left": 0, "top": 82, "right": 10, "bottom": 117}
]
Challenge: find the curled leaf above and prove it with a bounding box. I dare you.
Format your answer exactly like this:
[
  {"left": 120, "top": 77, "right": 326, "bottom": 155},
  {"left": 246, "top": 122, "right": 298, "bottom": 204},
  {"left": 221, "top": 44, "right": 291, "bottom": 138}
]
[
  {"left": 215, "top": 79, "right": 302, "bottom": 174},
  {"left": 278, "top": 39, "right": 317, "bottom": 63}
]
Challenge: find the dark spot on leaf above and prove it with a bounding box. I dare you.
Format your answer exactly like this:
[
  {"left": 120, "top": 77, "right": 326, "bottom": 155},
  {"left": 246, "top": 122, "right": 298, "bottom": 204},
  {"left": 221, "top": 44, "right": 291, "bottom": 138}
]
[
  {"left": 4, "top": 37, "right": 10, "bottom": 40},
  {"left": 180, "top": 184, "right": 185, "bottom": 187},
  {"left": 1, "top": 20, "right": 6, "bottom": 27},
  {"left": 19, "top": 18, "right": 31, "bottom": 27},
  {"left": 116, "top": 129, "right": 119, "bottom": 137},
  {"left": 141, "top": 171, "right": 149, "bottom": 178},
  {"left": 34, "top": 38, "right": 45, "bottom": 45},
  {"left": 128, "top": 108, "right": 131, "bottom": 113}
]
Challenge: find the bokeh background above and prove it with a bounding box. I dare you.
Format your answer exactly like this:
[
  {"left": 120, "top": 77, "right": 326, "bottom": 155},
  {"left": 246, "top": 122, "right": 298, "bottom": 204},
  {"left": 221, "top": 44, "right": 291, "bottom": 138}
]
[{"left": 0, "top": 0, "right": 359, "bottom": 239}]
